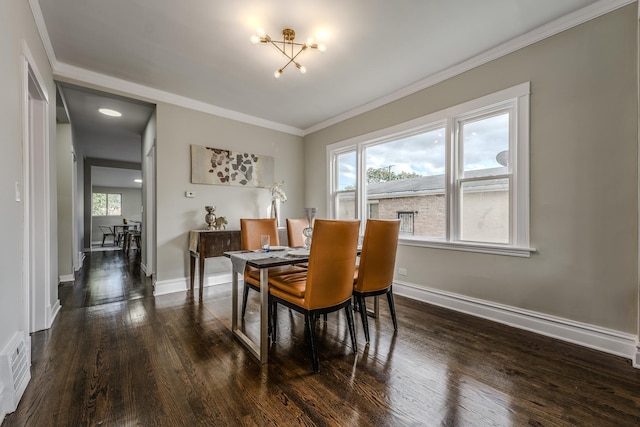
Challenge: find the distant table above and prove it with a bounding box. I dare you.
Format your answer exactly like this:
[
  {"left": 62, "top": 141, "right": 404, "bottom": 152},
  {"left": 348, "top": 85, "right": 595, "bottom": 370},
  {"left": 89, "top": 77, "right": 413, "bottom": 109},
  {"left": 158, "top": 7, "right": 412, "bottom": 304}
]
[{"left": 189, "top": 230, "right": 242, "bottom": 301}]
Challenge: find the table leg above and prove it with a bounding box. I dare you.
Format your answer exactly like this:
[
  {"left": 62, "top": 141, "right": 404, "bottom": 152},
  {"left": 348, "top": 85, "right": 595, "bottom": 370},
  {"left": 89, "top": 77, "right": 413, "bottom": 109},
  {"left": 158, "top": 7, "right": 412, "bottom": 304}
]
[
  {"left": 366, "top": 295, "right": 380, "bottom": 318},
  {"left": 231, "top": 269, "right": 238, "bottom": 331},
  {"left": 189, "top": 253, "right": 196, "bottom": 294},
  {"left": 230, "top": 266, "right": 262, "bottom": 362},
  {"left": 198, "top": 253, "right": 205, "bottom": 301},
  {"left": 259, "top": 268, "right": 269, "bottom": 363}
]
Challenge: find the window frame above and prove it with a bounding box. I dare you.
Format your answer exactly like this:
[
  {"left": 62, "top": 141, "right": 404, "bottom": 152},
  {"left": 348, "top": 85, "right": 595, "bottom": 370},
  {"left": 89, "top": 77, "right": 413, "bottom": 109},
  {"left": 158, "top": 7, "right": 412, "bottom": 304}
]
[
  {"left": 327, "top": 82, "right": 533, "bottom": 257},
  {"left": 91, "top": 192, "right": 122, "bottom": 217}
]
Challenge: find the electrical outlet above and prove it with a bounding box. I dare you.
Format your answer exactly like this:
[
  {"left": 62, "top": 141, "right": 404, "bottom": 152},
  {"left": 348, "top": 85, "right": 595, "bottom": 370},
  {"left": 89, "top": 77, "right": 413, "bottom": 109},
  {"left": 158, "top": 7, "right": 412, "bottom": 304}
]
[
  {"left": 185, "top": 191, "right": 195, "bottom": 198},
  {"left": 398, "top": 268, "right": 407, "bottom": 276}
]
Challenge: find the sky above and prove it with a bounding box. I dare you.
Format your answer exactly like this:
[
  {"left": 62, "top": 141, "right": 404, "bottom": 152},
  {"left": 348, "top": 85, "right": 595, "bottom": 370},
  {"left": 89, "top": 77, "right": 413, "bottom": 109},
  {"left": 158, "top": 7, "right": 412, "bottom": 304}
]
[{"left": 337, "top": 112, "right": 509, "bottom": 190}]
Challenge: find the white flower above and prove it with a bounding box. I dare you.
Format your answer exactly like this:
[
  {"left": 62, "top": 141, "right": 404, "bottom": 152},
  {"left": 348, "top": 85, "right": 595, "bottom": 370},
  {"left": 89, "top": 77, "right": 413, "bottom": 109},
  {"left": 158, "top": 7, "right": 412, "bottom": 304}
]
[{"left": 270, "top": 180, "right": 287, "bottom": 202}]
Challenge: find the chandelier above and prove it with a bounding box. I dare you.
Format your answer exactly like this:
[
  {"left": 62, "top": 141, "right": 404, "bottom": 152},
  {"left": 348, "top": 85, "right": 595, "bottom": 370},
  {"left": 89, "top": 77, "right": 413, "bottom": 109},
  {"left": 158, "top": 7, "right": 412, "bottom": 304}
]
[{"left": 250, "top": 28, "right": 326, "bottom": 78}]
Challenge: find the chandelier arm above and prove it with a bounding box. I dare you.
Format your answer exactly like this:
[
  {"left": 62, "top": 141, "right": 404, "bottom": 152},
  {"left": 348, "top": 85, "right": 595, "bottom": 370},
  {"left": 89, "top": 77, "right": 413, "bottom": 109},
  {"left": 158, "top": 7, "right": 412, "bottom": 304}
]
[
  {"left": 289, "top": 45, "right": 308, "bottom": 63},
  {"left": 268, "top": 40, "right": 294, "bottom": 60},
  {"left": 280, "top": 57, "right": 295, "bottom": 72}
]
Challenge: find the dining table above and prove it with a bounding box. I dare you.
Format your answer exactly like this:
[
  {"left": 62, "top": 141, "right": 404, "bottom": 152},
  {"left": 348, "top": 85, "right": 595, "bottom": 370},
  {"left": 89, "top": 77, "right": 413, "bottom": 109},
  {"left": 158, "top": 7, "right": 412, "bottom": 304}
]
[{"left": 224, "top": 247, "right": 311, "bottom": 364}]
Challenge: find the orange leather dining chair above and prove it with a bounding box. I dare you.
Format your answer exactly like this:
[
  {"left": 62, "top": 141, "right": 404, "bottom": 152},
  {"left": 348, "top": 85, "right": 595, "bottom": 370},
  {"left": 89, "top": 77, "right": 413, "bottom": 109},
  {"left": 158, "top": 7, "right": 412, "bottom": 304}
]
[
  {"left": 286, "top": 218, "right": 308, "bottom": 248},
  {"left": 239, "top": 218, "right": 304, "bottom": 318},
  {"left": 268, "top": 219, "right": 360, "bottom": 373},
  {"left": 353, "top": 219, "right": 401, "bottom": 342}
]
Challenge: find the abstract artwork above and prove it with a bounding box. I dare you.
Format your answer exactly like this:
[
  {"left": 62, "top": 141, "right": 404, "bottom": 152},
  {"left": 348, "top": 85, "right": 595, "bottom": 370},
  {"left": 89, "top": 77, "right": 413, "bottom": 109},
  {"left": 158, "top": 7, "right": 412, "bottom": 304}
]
[{"left": 190, "top": 144, "right": 274, "bottom": 187}]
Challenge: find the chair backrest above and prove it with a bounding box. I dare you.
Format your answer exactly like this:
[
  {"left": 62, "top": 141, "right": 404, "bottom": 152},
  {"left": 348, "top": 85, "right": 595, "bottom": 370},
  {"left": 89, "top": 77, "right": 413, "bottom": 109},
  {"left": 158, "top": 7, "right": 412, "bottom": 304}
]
[
  {"left": 98, "top": 225, "right": 113, "bottom": 234},
  {"left": 286, "top": 218, "right": 308, "bottom": 247},
  {"left": 240, "top": 218, "right": 280, "bottom": 250},
  {"left": 305, "top": 219, "right": 360, "bottom": 310},
  {"left": 354, "top": 219, "right": 400, "bottom": 293}
]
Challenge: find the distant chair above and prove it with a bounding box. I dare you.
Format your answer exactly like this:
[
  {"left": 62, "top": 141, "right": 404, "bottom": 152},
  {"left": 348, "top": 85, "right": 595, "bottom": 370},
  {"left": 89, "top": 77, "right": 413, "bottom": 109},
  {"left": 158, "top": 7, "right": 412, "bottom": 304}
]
[
  {"left": 124, "top": 230, "right": 142, "bottom": 255},
  {"left": 286, "top": 218, "right": 308, "bottom": 247},
  {"left": 98, "top": 225, "right": 116, "bottom": 246},
  {"left": 240, "top": 218, "right": 305, "bottom": 318}
]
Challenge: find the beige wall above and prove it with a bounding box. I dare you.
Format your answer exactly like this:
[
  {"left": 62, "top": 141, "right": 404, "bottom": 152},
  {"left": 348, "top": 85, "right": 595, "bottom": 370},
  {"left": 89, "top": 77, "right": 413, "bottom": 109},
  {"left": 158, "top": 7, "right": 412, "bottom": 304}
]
[
  {"left": 155, "top": 103, "right": 304, "bottom": 282},
  {"left": 305, "top": 5, "right": 638, "bottom": 333}
]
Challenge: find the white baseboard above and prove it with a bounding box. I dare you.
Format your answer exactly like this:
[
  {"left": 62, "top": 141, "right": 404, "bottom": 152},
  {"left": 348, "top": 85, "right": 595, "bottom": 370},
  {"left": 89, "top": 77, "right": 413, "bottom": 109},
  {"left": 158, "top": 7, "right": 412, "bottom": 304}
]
[
  {"left": 58, "top": 274, "right": 74, "bottom": 283},
  {"left": 393, "top": 280, "right": 639, "bottom": 364},
  {"left": 47, "top": 300, "right": 61, "bottom": 328},
  {"left": 154, "top": 272, "right": 234, "bottom": 296}
]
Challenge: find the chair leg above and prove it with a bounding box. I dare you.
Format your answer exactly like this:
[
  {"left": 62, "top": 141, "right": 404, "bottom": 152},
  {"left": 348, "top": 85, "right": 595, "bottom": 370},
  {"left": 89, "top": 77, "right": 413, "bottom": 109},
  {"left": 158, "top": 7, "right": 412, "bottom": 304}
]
[
  {"left": 241, "top": 284, "right": 250, "bottom": 318},
  {"left": 387, "top": 289, "right": 398, "bottom": 330},
  {"left": 345, "top": 302, "right": 358, "bottom": 353},
  {"left": 305, "top": 313, "right": 319, "bottom": 373},
  {"left": 358, "top": 296, "right": 370, "bottom": 343},
  {"left": 102, "top": 235, "right": 106, "bottom": 246}
]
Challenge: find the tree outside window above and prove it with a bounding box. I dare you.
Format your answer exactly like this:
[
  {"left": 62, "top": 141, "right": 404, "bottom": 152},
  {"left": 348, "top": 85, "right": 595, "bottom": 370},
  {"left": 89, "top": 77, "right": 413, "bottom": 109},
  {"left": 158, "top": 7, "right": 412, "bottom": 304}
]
[{"left": 92, "top": 193, "right": 122, "bottom": 216}]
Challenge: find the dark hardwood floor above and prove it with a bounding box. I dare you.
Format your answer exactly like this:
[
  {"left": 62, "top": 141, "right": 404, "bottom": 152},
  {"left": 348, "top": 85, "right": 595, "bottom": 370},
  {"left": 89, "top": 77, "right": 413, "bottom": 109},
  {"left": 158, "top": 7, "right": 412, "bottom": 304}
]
[{"left": 3, "top": 250, "right": 640, "bottom": 426}]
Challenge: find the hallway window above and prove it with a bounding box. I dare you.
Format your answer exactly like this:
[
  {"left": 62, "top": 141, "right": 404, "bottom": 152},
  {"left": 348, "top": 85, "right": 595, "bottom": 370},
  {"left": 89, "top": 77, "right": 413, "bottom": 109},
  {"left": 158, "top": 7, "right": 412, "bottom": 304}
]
[{"left": 92, "top": 192, "right": 122, "bottom": 216}]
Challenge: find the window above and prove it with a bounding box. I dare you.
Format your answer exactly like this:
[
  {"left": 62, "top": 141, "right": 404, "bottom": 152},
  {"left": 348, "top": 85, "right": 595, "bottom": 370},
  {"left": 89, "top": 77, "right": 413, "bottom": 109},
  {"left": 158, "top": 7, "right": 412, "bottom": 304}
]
[
  {"left": 92, "top": 192, "right": 122, "bottom": 216},
  {"left": 397, "top": 212, "right": 415, "bottom": 235},
  {"left": 328, "top": 83, "right": 531, "bottom": 256}
]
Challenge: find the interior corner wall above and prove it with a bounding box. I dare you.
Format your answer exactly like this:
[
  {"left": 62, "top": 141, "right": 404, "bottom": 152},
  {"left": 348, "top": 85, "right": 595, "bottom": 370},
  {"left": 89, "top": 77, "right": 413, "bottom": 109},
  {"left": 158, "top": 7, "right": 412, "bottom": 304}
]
[
  {"left": 304, "top": 4, "right": 639, "bottom": 334},
  {"left": 56, "top": 123, "right": 73, "bottom": 279},
  {"left": 154, "top": 102, "right": 304, "bottom": 283}
]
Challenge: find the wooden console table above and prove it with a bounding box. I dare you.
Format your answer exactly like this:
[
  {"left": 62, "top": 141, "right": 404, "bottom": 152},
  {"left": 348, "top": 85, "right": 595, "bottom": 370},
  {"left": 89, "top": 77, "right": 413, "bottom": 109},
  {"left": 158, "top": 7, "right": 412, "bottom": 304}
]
[
  {"left": 188, "top": 228, "right": 289, "bottom": 301},
  {"left": 189, "top": 230, "right": 241, "bottom": 301}
]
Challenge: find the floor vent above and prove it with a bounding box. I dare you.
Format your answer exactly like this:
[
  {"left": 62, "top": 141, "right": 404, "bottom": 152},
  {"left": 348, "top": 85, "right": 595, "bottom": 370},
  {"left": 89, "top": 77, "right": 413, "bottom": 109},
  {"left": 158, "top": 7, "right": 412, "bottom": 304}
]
[
  {"left": 9, "top": 339, "right": 28, "bottom": 399},
  {"left": 0, "top": 332, "right": 30, "bottom": 414}
]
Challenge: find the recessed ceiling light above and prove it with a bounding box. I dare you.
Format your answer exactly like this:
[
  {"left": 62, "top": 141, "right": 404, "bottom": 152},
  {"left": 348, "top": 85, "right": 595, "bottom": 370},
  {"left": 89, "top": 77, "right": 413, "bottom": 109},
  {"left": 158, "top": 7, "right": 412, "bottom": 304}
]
[
  {"left": 99, "top": 108, "right": 122, "bottom": 117},
  {"left": 134, "top": 179, "right": 142, "bottom": 183}
]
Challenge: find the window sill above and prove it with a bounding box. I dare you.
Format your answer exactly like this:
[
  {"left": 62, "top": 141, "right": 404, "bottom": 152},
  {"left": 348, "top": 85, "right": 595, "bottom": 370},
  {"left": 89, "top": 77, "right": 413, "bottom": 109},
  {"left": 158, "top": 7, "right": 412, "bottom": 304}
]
[{"left": 398, "top": 237, "right": 536, "bottom": 258}]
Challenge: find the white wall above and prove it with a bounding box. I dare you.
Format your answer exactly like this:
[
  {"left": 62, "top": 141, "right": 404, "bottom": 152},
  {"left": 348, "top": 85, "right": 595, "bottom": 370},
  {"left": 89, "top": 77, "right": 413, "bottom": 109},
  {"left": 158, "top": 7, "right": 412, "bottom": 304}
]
[
  {"left": 0, "top": 0, "right": 56, "bottom": 417},
  {"left": 155, "top": 102, "right": 304, "bottom": 284},
  {"left": 305, "top": 5, "right": 638, "bottom": 335}
]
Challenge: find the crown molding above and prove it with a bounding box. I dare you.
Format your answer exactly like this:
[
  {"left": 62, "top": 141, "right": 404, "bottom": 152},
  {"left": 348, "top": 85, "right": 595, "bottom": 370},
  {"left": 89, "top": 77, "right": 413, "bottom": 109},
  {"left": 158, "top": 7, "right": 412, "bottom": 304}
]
[
  {"left": 28, "top": 0, "right": 57, "bottom": 70},
  {"left": 304, "top": 0, "right": 636, "bottom": 135}
]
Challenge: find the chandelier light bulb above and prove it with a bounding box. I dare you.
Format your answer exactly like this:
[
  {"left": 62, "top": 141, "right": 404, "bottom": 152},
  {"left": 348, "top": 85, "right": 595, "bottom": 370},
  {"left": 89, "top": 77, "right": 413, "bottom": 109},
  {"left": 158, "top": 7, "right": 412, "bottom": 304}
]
[
  {"left": 274, "top": 69, "right": 283, "bottom": 78},
  {"left": 256, "top": 28, "right": 265, "bottom": 37},
  {"left": 250, "top": 34, "right": 260, "bottom": 44},
  {"left": 305, "top": 38, "right": 314, "bottom": 47},
  {"left": 317, "top": 44, "right": 326, "bottom": 52},
  {"left": 296, "top": 63, "right": 307, "bottom": 74}
]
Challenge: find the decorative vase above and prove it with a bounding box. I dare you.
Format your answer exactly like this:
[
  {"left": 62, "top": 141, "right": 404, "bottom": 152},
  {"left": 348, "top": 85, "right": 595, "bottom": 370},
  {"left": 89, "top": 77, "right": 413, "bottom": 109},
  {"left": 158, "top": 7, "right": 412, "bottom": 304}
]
[
  {"left": 271, "top": 199, "right": 279, "bottom": 227},
  {"left": 204, "top": 206, "right": 216, "bottom": 230},
  {"left": 303, "top": 207, "right": 316, "bottom": 249}
]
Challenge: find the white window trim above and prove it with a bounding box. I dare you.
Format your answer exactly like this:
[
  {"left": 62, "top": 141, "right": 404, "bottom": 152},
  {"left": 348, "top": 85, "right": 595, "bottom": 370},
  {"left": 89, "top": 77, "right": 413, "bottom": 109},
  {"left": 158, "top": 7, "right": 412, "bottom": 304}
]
[{"left": 327, "top": 82, "right": 535, "bottom": 257}]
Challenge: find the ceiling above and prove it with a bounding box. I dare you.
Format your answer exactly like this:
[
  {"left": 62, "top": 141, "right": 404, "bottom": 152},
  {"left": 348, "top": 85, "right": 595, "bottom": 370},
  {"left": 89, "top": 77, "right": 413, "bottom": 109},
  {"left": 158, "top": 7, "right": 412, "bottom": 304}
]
[
  {"left": 92, "top": 167, "right": 142, "bottom": 189},
  {"left": 38, "top": 0, "right": 603, "bottom": 141}
]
